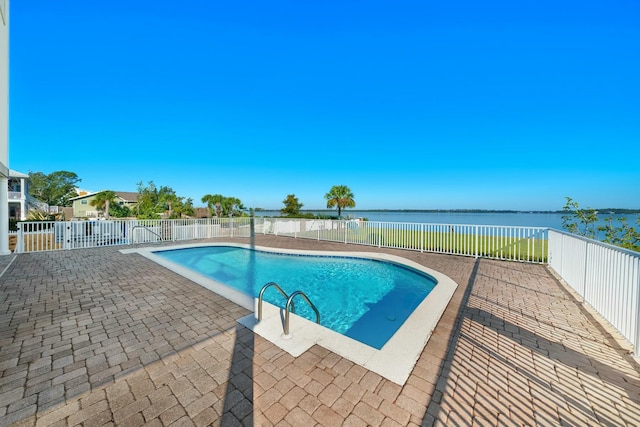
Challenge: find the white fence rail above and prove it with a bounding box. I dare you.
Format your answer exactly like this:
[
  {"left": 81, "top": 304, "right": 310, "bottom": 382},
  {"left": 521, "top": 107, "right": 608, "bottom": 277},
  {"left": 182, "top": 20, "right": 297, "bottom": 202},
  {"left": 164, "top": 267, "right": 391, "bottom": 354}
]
[
  {"left": 257, "top": 218, "right": 548, "bottom": 263},
  {"left": 14, "top": 217, "right": 548, "bottom": 262},
  {"left": 14, "top": 218, "right": 252, "bottom": 253},
  {"left": 548, "top": 229, "right": 640, "bottom": 354}
]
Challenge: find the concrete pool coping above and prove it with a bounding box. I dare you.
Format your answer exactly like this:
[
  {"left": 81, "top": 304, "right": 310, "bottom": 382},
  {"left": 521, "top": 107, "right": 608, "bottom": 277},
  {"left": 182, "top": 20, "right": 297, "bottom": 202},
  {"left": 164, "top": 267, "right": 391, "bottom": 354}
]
[{"left": 121, "top": 242, "right": 458, "bottom": 385}]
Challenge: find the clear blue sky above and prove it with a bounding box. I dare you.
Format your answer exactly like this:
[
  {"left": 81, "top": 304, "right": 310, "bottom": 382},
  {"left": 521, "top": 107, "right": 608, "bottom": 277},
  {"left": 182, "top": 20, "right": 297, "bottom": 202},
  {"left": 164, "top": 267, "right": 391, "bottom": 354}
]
[{"left": 8, "top": 1, "right": 640, "bottom": 211}]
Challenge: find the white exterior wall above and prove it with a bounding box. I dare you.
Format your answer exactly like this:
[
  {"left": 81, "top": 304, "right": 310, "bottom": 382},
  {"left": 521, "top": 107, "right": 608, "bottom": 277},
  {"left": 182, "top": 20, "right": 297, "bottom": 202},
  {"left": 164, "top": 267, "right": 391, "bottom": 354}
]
[
  {"left": 0, "top": 1, "right": 10, "bottom": 254},
  {"left": 0, "top": 0, "right": 7, "bottom": 176},
  {"left": 8, "top": 173, "right": 29, "bottom": 220}
]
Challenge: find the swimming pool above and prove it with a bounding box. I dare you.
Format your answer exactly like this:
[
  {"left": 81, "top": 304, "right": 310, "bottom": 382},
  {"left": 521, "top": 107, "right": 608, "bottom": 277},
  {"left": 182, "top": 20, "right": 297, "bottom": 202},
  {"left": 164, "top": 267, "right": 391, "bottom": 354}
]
[
  {"left": 153, "top": 245, "right": 437, "bottom": 349},
  {"left": 124, "top": 242, "right": 458, "bottom": 385}
]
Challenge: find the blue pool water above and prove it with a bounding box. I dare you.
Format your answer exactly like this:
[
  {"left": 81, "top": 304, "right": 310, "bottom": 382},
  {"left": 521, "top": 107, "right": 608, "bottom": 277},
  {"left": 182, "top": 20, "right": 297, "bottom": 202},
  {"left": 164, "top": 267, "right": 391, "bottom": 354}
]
[{"left": 154, "top": 246, "right": 437, "bottom": 349}]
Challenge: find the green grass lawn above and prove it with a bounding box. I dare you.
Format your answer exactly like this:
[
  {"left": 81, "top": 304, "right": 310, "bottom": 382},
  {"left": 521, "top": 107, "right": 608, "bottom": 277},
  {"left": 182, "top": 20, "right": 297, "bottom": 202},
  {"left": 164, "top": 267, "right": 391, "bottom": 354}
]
[{"left": 349, "top": 227, "right": 548, "bottom": 262}]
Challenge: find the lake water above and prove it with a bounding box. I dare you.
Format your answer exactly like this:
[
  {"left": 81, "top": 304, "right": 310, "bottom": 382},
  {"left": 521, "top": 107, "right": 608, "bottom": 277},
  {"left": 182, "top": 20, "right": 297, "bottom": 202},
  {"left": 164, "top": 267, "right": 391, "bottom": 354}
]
[{"left": 254, "top": 210, "right": 639, "bottom": 237}]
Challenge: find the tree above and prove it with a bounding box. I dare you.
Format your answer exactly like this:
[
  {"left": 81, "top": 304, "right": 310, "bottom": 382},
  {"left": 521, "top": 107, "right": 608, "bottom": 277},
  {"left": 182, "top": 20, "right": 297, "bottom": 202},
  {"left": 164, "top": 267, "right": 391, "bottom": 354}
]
[
  {"left": 561, "top": 197, "right": 598, "bottom": 238},
  {"left": 201, "top": 194, "right": 224, "bottom": 218},
  {"left": 562, "top": 197, "right": 639, "bottom": 252},
  {"left": 599, "top": 216, "right": 640, "bottom": 251},
  {"left": 108, "top": 202, "right": 131, "bottom": 218},
  {"left": 178, "top": 198, "right": 196, "bottom": 218},
  {"left": 90, "top": 190, "right": 117, "bottom": 219},
  {"left": 28, "top": 171, "right": 81, "bottom": 206},
  {"left": 158, "top": 186, "right": 183, "bottom": 219},
  {"left": 136, "top": 181, "right": 160, "bottom": 219},
  {"left": 221, "top": 197, "right": 245, "bottom": 217},
  {"left": 325, "top": 185, "right": 356, "bottom": 217},
  {"left": 201, "top": 194, "right": 246, "bottom": 217},
  {"left": 135, "top": 181, "right": 191, "bottom": 219},
  {"left": 281, "top": 194, "right": 303, "bottom": 217}
]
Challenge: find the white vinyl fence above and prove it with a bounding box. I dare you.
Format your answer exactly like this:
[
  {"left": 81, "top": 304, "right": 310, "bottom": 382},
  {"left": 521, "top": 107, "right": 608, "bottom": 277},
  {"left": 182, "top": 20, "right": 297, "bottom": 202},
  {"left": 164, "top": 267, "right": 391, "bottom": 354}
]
[
  {"left": 257, "top": 218, "right": 548, "bottom": 263},
  {"left": 548, "top": 229, "right": 640, "bottom": 354},
  {"left": 14, "top": 218, "right": 252, "bottom": 253},
  {"left": 14, "top": 217, "right": 548, "bottom": 262}
]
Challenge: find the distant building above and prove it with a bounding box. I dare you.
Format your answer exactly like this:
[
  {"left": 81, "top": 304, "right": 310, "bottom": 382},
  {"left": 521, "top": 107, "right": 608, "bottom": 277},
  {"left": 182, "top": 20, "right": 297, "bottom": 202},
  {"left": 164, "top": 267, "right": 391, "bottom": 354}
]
[
  {"left": 8, "top": 169, "right": 49, "bottom": 220},
  {"left": 69, "top": 191, "right": 138, "bottom": 219},
  {"left": 194, "top": 207, "right": 210, "bottom": 218}
]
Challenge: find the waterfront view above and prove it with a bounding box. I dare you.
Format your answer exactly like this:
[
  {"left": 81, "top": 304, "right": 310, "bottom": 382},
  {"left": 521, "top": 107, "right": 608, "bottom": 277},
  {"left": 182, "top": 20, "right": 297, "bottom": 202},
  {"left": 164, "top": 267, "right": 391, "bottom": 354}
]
[
  {"left": 4, "top": 1, "right": 640, "bottom": 426},
  {"left": 255, "top": 210, "right": 639, "bottom": 235}
]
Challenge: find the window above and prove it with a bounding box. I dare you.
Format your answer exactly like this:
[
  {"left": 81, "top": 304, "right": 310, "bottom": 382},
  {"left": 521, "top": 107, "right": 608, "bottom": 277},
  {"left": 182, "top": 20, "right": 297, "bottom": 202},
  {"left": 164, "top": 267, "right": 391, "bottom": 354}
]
[
  {"left": 8, "top": 178, "right": 20, "bottom": 192},
  {"left": 81, "top": 200, "right": 88, "bottom": 205}
]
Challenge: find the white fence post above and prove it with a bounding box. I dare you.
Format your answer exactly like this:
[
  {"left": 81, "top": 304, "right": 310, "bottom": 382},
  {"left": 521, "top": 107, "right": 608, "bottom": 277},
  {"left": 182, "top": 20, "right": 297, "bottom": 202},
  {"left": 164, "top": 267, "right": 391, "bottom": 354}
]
[
  {"left": 63, "top": 222, "right": 71, "bottom": 250},
  {"left": 15, "top": 223, "right": 24, "bottom": 253},
  {"left": 344, "top": 221, "right": 347, "bottom": 244},
  {"left": 475, "top": 225, "right": 479, "bottom": 259},
  {"left": 635, "top": 256, "right": 640, "bottom": 355}
]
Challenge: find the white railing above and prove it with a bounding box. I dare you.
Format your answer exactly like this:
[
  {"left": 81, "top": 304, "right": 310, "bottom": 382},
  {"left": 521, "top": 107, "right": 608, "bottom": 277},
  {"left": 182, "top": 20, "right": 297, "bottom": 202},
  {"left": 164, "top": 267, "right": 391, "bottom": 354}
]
[
  {"left": 26, "top": 194, "right": 49, "bottom": 212},
  {"left": 257, "top": 218, "right": 548, "bottom": 263},
  {"left": 14, "top": 217, "right": 253, "bottom": 253},
  {"left": 548, "top": 229, "right": 640, "bottom": 354},
  {"left": 14, "top": 217, "right": 547, "bottom": 262}
]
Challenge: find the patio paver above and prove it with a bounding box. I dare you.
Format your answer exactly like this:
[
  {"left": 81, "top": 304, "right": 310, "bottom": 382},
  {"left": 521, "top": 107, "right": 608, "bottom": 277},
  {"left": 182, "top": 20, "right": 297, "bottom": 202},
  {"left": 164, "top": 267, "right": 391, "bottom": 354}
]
[{"left": 1, "top": 235, "right": 639, "bottom": 426}]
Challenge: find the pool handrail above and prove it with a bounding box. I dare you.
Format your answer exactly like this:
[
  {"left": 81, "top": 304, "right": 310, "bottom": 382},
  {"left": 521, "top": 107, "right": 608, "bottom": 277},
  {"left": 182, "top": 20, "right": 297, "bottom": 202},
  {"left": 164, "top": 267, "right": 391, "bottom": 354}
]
[
  {"left": 130, "top": 225, "right": 163, "bottom": 244},
  {"left": 284, "top": 290, "right": 320, "bottom": 337},
  {"left": 257, "top": 281, "right": 293, "bottom": 321}
]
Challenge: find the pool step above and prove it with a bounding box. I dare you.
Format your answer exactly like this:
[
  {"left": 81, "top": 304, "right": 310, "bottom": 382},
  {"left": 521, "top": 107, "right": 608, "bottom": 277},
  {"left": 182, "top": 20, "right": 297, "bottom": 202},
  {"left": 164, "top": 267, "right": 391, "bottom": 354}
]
[{"left": 345, "top": 287, "right": 423, "bottom": 350}]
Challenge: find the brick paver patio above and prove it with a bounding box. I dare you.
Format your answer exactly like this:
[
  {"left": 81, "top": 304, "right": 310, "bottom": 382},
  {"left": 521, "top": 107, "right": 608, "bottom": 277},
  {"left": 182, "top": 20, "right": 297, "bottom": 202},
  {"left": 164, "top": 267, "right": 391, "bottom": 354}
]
[{"left": 1, "top": 235, "right": 639, "bottom": 426}]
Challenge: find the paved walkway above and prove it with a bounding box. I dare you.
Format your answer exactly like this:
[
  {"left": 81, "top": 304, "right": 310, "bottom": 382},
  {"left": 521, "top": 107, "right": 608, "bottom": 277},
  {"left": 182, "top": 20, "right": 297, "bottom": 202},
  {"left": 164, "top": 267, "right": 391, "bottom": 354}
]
[{"left": 0, "top": 236, "right": 639, "bottom": 426}]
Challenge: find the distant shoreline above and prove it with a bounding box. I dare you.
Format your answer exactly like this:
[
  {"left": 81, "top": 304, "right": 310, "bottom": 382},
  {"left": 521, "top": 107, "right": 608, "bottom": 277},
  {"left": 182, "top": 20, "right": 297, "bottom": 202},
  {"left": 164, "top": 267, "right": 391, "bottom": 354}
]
[{"left": 254, "top": 208, "right": 640, "bottom": 214}]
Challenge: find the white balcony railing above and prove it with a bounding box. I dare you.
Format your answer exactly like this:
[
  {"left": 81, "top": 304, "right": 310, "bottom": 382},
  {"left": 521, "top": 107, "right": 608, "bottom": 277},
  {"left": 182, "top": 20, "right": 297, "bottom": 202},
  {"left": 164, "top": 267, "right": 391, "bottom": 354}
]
[{"left": 26, "top": 194, "right": 49, "bottom": 212}]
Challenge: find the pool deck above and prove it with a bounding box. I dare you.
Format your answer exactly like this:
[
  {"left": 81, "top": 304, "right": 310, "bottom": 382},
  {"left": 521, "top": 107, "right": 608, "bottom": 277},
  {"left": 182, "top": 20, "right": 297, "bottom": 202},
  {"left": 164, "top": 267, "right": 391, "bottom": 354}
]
[{"left": 1, "top": 236, "right": 639, "bottom": 426}]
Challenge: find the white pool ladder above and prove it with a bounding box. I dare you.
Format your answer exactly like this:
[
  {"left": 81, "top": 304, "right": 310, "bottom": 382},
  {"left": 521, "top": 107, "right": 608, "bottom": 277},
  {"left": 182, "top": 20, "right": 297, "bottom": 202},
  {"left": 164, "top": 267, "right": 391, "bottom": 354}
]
[{"left": 257, "top": 282, "right": 320, "bottom": 337}]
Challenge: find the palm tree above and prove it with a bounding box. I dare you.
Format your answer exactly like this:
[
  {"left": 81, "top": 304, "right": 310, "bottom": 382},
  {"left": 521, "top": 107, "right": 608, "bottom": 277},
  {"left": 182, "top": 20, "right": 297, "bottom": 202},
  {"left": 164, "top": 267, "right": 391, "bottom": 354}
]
[
  {"left": 90, "top": 190, "right": 117, "bottom": 219},
  {"left": 158, "top": 186, "right": 179, "bottom": 218},
  {"left": 163, "top": 193, "right": 178, "bottom": 218},
  {"left": 201, "top": 194, "right": 224, "bottom": 218},
  {"left": 325, "top": 185, "right": 356, "bottom": 217}
]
